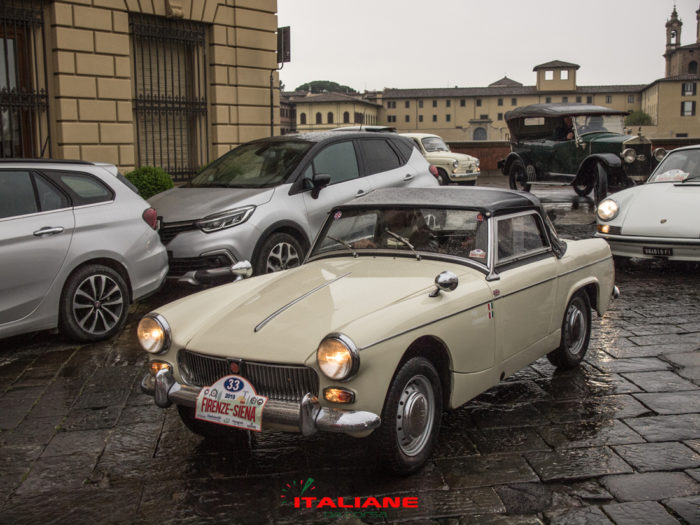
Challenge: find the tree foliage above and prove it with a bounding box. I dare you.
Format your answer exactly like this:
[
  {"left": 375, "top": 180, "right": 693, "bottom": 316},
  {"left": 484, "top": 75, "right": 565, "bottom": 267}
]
[
  {"left": 625, "top": 110, "right": 653, "bottom": 126},
  {"left": 295, "top": 80, "right": 357, "bottom": 94}
]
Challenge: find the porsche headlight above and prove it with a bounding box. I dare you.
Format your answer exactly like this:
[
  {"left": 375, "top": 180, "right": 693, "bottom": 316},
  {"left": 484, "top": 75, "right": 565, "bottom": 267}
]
[
  {"left": 196, "top": 206, "right": 255, "bottom": 233},
  {"left": 137, "top": 314, "right": 171, "bottom": 354},
  {"left": 597, "top": 199, "right": 619, "bottom": 221},
  {"left": 316, "top": 333, "right": 359, "bottom": 381},
  {"left": 621, "top": 148, "right": 637, "bottom": 164}
]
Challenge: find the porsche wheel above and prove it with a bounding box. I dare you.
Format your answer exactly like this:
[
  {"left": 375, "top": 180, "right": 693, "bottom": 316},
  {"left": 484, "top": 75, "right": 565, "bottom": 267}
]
[
  {"left": 508, "top": 160, "right": 531, "bottom": 192},
  {"left": 547, "top": 291, "right": 591, "bottom": 369},
  {"left": 374, "top": 357, "right": 442, "bottom": 475}
]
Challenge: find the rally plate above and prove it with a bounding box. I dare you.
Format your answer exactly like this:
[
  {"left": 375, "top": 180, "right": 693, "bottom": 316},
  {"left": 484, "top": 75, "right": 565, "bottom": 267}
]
[{"left": 195, "top": 375, "right": 268, "bottom": 431}]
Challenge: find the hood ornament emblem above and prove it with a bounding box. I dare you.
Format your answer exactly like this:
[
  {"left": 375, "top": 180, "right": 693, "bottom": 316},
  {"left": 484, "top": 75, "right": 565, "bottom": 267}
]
[{"left": 660, "top": 219, "right": 667, "bottom": 224}]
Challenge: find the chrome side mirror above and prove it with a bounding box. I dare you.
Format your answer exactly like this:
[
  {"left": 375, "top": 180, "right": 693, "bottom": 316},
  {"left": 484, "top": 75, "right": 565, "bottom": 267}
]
[
  {"left": 231, "top": 260, "right": 253, "bottom": 281},
  {"left": 429, "top": 271, "right": 458, "bottom": 297}
]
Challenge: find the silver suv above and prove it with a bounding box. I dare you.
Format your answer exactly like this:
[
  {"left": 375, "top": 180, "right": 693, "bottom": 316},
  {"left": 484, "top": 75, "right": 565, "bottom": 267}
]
[
  {"left": 150, "top": 132, "right": 439, "bottom": 282},
  {"left": 0, "top": 160, "right": 168, "bottom": 342}
]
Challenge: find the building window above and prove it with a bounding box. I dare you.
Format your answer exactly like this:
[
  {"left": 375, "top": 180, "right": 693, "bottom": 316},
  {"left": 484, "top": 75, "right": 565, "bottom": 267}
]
[
  {"left": 446, "top": 100, "right": 451, "bottom": 107},
  {"left": 511, "top": 98, "right": 517, "bottom": 106},
  {"left": 460, "top": 99, "right": 465, "bottom": 107},
  {"left": 586, "top": 96, "right": 593, "bottom": 104},
  {"left": 560, "top": 70, "right": 568, "bottom": 80},
  {"left": 418, "top": 115, "right": 423, "bottom": 122},
  {"left": 315, "top": 112, "right": 322, "bottom": 124},
  {"left": 343, "top": 111, "right": 350, "bottom": 124},
  {"left": 479, "top": 114, "right": 488, "bottom": 120},
  {"left": 405, "top": 115, "right": 410, "bottom": 123},
  {"left": 404, "top": 101, "right": 409, "bottom": 108},
  {"left": 681, "top": 101, "right": 696, "bottom": 116},
  {"left": 690, "top": 61, "right": 698, "bottom": 74},
  {"left": 562, "top": 96, "right": 568, "bottom": 103},
  {"left": 300, "top": 113, "right": 307, "bottom": 125},
  {"left": 132, "top": 14, "right": 208, "bottom": 181},
  {"left": 418, "top": 100, "right": 423, "bottom": 108},
  {"left": 432, "top": 115, "right": 437, "bottom": 122},
  {"left": 545, "top": 96, "right": 552, "bottom": 103},
  {"left": 676, "top": 133, "right": 688, "bottom": 137},
  {"left": 682, "top": 82, "right": 697, "bottom": 96},
  {"left": 545, "top": 70, "right": 554, "bottom": 80},
  {"left": 0, "top": 0, "right": 49, "bottom": 158},
  {"left": 497, "top": 98, "right": 503, "bottom": 106},
  {"left": 627, "top": 95, "right": 635, "bottom": 103},
  {"left": 576, "top": 96, "right": 582, "bottom": 103},
  {"left": 327, "top": 112, "right": 333, "bottom": 124},
  {"left": 473, "top": 127, "right": 487, "bottom": 140},
  {"left": 387, "top": 115, "right": 396, "bottom": 123},
  {"left": 446, "top": 114, "right": 451, "bottom": 122},
  {"left": 432, "top": 100, "right": 437, "bottom": 108},
  {"left": 354, "top": 112, "right": 364, "bottom": 124},
  {"left": 497, "top": 113, "right": 503, "bottom": 120},
  {"left": 476, "top": 99, "right": 482, "bottom": 107},
  {"left": 386, "top": 101, "right": 396, "bottom": 109},
  {"left": 606, "top": 95, "right": 613, "bottom": 103}
]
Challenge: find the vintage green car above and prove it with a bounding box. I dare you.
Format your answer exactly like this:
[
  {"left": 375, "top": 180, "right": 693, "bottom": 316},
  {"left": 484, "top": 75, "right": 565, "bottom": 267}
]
[
  {"left": 138, "top": 187, "right": 616, "bottom": 474},
  {"left": 499, "top": 104, "right": 666, "bottom": 198}
]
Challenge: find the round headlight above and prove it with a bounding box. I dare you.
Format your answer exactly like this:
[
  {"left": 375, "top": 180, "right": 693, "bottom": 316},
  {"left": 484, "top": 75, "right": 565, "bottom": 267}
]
[
  {"left": 452, "top": 160, "right": 459, "bottom": 169},
  {"left": 621, "top": 148, "right": 637, "bottom": 164},
  {"left": 597, "top": 199, "right": 619, "bottom": 221},
  {"left": 653, "top": 147, "right": 667, "bottom": 162},
  {"left": 316, "top": 333, "right": 359, "bottom": 381},
  {"left": 137, "top": 314, "right": 171, "bottom": 354}
]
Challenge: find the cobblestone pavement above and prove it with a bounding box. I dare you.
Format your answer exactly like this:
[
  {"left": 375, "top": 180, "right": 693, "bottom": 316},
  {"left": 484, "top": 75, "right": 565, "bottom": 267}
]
[{"left": 1, "top": 176, "right": 699, "bottom": 524}]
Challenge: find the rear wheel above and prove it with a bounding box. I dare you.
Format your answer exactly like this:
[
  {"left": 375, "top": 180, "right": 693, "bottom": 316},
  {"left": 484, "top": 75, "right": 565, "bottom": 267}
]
[
  {"left": 508, "top": 160, "right": 531, "bottom": 192},
  {"left": 547, "top": 291, "right": 591, "bottom": 369},
  {"left": 373, "top": 357, "right": 442, "bottom": 475}
]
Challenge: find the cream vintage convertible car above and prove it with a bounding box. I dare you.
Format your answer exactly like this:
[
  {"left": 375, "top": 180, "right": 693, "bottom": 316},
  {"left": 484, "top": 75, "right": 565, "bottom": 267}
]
[{"left": 139, "top": 187, "right": 616, "bottom": 474}]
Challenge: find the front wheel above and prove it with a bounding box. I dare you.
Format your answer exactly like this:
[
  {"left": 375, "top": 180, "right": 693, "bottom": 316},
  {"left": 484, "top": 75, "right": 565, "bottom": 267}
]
[
  {"left": 547, "top": 291, "right": 591, "bottom": 369},
  {"left": 59, "top": 264, "right": 129, "bottom": 342},
  {"left": 373, "top": 357, "right": 442, "bottom": 475},
  {"left": 508, "top": 160, "right": 531, "bottom": 192},
  {"left": 436, "top": 168, "right": 451, "bottom": 186},
  {"left": 254, "top": 233, "right": 304, "bottom": 275},
  {"left": 573, "top": 174, "right": 594, "bottom": 196}
]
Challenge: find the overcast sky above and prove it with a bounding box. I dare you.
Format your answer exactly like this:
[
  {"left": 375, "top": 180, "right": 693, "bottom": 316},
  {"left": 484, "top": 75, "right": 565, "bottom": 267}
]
[{"left": 277, "top": 0, "right": 699, "bottom": 92}]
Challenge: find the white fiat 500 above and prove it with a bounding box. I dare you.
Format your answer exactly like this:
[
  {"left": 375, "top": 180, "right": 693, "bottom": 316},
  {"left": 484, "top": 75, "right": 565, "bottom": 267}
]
[
  {"left": 139, "top": 187, "right": 616, "bottom": 474},
  {"left": 596, "top": 144, "right": 700, "bottom": 261}
]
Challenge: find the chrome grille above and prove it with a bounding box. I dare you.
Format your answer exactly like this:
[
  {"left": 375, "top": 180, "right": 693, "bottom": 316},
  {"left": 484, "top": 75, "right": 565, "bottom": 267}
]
[{"left": 178, "top": 350, "right": 319, "bottom": 402}]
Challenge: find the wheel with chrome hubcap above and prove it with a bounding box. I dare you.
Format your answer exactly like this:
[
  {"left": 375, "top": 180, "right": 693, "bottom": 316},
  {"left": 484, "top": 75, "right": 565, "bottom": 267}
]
[
  {"left": 59, "top": 264, "right": 129, "bottom": 342},
  {"left": 374, "top": 357, "right": 442, "bottom": 475},
  {"left": 547, "top": 291, "right": 591, "bottom": 369}
]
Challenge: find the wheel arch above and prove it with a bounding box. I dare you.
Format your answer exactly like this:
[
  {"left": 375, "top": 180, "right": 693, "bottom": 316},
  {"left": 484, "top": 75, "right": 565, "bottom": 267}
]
[
  {"left": 396, "top": 335, "right": 452, "bottom": 410},
  {"left": 565, "top": 279, "right": 600, "bottom": 316},
  {"left": 251, "top": 221, "right": 312, "bottom": 266},
  {"left": 62, "top": 257, "right": 133, "bottom": 303},
  {"left": 501, "top": 152, "right": 531, "bottom": 175}
]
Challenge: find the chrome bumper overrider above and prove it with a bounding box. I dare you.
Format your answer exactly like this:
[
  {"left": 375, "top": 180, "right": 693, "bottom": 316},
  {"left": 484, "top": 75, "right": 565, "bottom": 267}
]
[{"left": 141, "top": 370, "right": 381, "bottom": 436}]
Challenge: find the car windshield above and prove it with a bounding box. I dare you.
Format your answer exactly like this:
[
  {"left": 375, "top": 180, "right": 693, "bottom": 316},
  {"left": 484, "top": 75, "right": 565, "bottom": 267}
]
[
  {"left": 189, "top": 140, "right": 312, "bottom": 188},
  {"left": 421, "top": 137, "right": 450, "bottom": 152},
  {"left": 573, "top": 115, "right": 625, "bottom": 135},
  {"left": 311, "top": 207, "right": 489, "bottom": 265},
  {"left": 647, "top": 149, "right": 700, "bottom": 183}
]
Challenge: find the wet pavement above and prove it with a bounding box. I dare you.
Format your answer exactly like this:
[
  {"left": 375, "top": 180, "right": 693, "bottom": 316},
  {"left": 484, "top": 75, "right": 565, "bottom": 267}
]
[{"left": 1, "top": 175, "right": 699, "bottom": 524}]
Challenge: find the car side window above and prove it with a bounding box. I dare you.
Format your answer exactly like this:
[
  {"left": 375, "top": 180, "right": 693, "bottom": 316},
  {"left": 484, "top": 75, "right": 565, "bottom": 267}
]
[
  {"left": 0, "top": 170, "right": 38, "bottom": 219},
  {"left": 358, "top": 139, "right": 402, "bottom": 175},
  {"left": 34, "top": 174, "right": 70, "bottom": 212},
  {"left": 496, "top": 213, "right": 550, "bottom": 264},
  {"left": 42, "top": 170, "right": 114, "bottom": 206},
  {"left": 310, "top": 141, "right": 359, "bottom": 185}
]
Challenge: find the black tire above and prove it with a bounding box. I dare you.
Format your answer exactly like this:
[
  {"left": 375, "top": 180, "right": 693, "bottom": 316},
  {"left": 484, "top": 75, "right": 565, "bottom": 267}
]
[
  {"left": 459, "top": 180, "right": 476, "bottom": 186},
  {"left": 436, "top": 168, "right": 451, "bottom": 186},
  {"left": 373, "top": 357, "right": 442, "bottom": 475},
  {"left": 508, "top": 160, "right": 531, "bottom": 192},
  {"left": 573, "top": 174, "right": 595, "bottom": 196},
  {"left": 254, "top": 233, "right": 304, "bottom": 274},
  {"left": 547, "top": 291, "right": 592, "bottom": 369},
  {"left": 177, "top": 405, "right": 252, "bottom": 446},
  {"left": 59, "top": 264, "right": 129, "bottom": 342}
]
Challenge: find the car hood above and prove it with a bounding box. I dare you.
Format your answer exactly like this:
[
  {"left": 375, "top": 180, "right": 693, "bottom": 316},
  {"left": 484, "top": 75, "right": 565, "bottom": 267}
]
[
  {"left": 582, "top": 133, "right": 628, "bottom": 145},
  {"left": 616, "top": 183, "right": 700, "bottom": 237},
  {"left": 159, "top": 257, "right": 486, "bottom": 364},
  {"left": 148, "top": 186, "right": 276, "bottom": 222},
  {"left": 427, "top": 151, "right": 477, "bottom": 162}
]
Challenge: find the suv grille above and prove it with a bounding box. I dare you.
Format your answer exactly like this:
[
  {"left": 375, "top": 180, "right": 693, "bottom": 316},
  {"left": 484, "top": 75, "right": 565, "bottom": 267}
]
[
  {"left": 159, "top": 222, "right": 197, "bottom": 245},
  {"left": 178, "top": 350, "right": 319, "bottom": 402}
]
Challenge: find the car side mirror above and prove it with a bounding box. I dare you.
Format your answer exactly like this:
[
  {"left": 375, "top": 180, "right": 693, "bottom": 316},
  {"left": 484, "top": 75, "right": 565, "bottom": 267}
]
[
  {"left": 311, "top": 173, "right": 331, "bottom": 199},
  {"left": 429, "top": 271, "right": 458, "bottom": 297}
]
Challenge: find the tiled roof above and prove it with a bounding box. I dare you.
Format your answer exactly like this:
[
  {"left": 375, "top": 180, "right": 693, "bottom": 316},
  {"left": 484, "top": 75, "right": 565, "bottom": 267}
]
[
  {"left": 533, "top": 60, "right": 580, "bottom": 70},
  {"left": 488, "top": 76, "right": 523, "bottom": 87},
  {"left": 381, "top": 84, "right": 645, "bottom": 99}
]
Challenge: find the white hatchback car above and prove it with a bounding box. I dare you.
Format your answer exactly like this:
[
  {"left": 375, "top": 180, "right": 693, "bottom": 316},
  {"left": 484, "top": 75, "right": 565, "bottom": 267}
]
[{"left": 0, "top": 160, "right": 168, "bottom": 342}]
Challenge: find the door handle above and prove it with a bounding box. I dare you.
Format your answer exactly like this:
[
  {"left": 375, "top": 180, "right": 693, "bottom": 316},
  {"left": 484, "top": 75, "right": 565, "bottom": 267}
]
[
  {"left": 354, "top": 189, "right": 367, "bottom": 198},
  {"left": 403, "top": 174, "right": 415, "bottom": 181},
  {"left": 33, "top": 226, "right": 64, "bottom": 237}
]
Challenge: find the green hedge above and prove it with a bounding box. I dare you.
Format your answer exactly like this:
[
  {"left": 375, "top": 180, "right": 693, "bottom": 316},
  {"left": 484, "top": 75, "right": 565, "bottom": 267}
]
[{"left": 125, "top": 166, "right": 174, "bottom": 199}]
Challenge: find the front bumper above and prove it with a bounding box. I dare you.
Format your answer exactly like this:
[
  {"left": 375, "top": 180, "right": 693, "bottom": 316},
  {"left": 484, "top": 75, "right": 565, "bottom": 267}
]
[
  {"left": 449, "top": 170, "right": 479, "bottom": 182},
  {"left": 596, "top": 232, "right": 700, "bottom": 261},
  {"left": 141, "top": 369, "right": 381, "bottom": 436}
]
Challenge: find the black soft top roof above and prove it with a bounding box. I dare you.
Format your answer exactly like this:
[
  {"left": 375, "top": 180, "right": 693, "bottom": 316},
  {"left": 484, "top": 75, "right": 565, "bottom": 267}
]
[
  {"left": 338, "top": 187, "right": 542, "bottom": 216},
  {"left": 505, "top": 103, "right": 629, "bottom": 122}
]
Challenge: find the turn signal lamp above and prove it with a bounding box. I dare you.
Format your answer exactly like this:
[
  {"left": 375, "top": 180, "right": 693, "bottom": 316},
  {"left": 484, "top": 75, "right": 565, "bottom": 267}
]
[
  {"left": 324, "top": 387, "right": 355, "bottom": 404},
  {"left": 149, "top": 361, "right": 172, "bottom": 376}
]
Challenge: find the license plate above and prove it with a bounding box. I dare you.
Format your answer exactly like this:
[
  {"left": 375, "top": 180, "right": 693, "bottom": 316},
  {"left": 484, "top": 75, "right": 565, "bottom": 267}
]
[
  {"left": 195, "top": 375, "right": 268, "bottom": 431},
  {"left": 643, "top": 247, "right": 672, "bottom": 256}
]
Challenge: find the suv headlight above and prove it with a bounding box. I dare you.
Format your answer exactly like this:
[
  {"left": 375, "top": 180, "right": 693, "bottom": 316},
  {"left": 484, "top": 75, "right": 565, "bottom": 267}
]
[
  {"left": 597, "top": 199, "right": 619, "bottom": 221},
  {"left": 621, "top": 148, "right": 637, "bottom": 164},
  {"left": 137, "top": 314, "right": 171, "bottom": 354},
  {"left": 196, "top": 206, "right": 255, "bottom": 233},
  {"left": 316, "top": 333, "right": 359, "bottom": 381}
]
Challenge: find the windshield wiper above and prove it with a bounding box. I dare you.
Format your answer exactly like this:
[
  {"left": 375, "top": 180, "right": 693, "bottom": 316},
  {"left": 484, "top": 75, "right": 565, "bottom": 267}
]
[
  {"left": 384, "top": 229, "right": 421, "bottom": 261},
  {"left": 193, "top": 183, "right": 231, "bottom": 188},
  {"left": 327, "top": 236, "right": 357, "bottom": 257},
  {"left": 681, "top": 174, "right": 700, "bottom": 183}
]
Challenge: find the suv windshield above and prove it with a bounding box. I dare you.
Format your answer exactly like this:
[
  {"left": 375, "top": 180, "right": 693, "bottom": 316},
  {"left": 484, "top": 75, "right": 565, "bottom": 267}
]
[
  {"left": 573, "top": 115, "right": 625, "bottom": 135},
  {"left": 311, "top": 207, "right": 489, "bottom": 265},
  {"left": 648, "top": 149, "right": 700, "bottom": 183},
  {"left": 189, "top": 141, "right": 312, "bottom": 188},
  {"left": 421, "top": 137, "right": 450, "bottom": 152}
]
